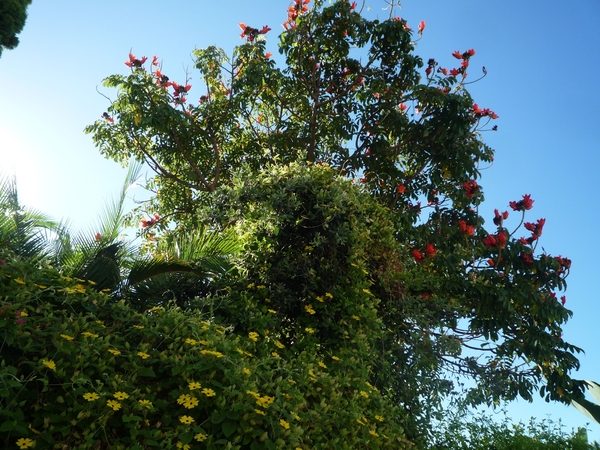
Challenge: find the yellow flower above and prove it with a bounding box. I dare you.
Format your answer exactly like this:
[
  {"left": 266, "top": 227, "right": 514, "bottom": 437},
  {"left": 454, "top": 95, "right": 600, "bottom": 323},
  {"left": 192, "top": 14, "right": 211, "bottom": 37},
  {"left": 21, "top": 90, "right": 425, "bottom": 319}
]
[
  {"left": 176, "top": 442, "right": 191, "bottom": 450},
  {"left": 290, "top": 411, "right": 301, "bottom": 421},
  {"left": 256, "top": 396, "right": 274, "bottom": 408},
  {"left": 19, "top": 310, "right": 28, "bottom": 317},
  {"left": 305, "top": 327, "right": 315, "bottom": 334},
  {"left": 202, "top": 388, "right": 216, "bottom": 397},
  {"left": 188, "top": 381, "right": 202, "bottom": 390},
  {"left": 16, "top": 438, "right": 35, "bottom": 448},
  {"left": 247, "top": 283, "right": 255, "bottom": 288},
  {"left": 287, "top": 379, "right": 296, "bottom": 384},
  {"left": 200, "top": 350, "right": 223, "bottom": 358},
  {"left": 81, "top": 332, "right": 99, "bottom": 338},
  {"left": 14, "top": 278, "right": 26, "bottom": 285},
  {"left": 199, "top": 340, "right": 208, "bottom": 345},
  {"left": 35, "top": 284, "right": 47, "bottom": 289},
  {"left": 107, "top": 399, "right": 121, "bottom": 411},
  {"left": 331, "top": 355, "right": 341, "bottom": 361},
  {"left": 255, "top": 409, "right": 266, "bottom": 415},
  {"left": 351, "top": 315, "right": 360, "bottom": 321},
  {"left": 268, "top": 309, "right": 277, "bottom": 314},
  {"left": 137, "top": 352, "right": 150, "bottom": 359},
  {"left": 60, "top": 334, "right": 74, "bottom": 341},
  {"left": 41, "top": 359, "right": 56, "bottom": 371},
  {"left": 185, "top": 338, "right": 198, "bottom": 345},
  {"left": 246, "top": 390, "right": 260, "bottom": 399},
  {"left": 108, "top": 349, "right": 121, "bottom": 355},
  {"left": 114, "top": 392, "right": 129, "bottom": 400},
  {"left": 138, "top": 399, "right": 152, "bottom": 408},
  {"left": 357, "top": 418, "right": 366, "bottom": 426},
  {"left": 305, "top": 245, "right": 314, "bottom": 251},
  {"left": 133, "top": 325, "right": 144, "bottom": 329},
  {"left": 279, "top": 419, "right": 290, "bottom": 430},
  {"left": 316, "top": 296, "right": 324, "bottom": 302},
  {"left": 318, "top": 361, "right": 327, "bottom": 369},
  {"left": 375, "top": 415, "right": 384, "bottom": 422},
  {"left": 369, "top": 430, "right": 379, "bottom": 437},
  {"left": 304, "top": 304, "right": 316, "bottom": 315},
  {"left": 275, "top": 341, "right": 285, "bottom": 349},
  {"left": 179, "top": 415, "right": 194, "bottom": 424},
  {"left": 83, "top": 392, "right": 100, "bottom": 402},
  {"left": 271, "top": 352, "right": 280, "bottom": 358},
  {"left": 325, "top": 292, "right": 333, "bottom": 299},
  {"left": 256, "top": 285, "right": 266, "bottom": 289},
  {"left": 363, "top": 288, "right": 373, "bottom": 296},
  {"left": 243, "top": 368, "right": 251, "bottom": 375},
  {"left": 180, "top": 394, "right": 199, "bottom": 409},
  {"left": 360, "top": 391, "right": 369, "bottom": 398},
  {"left": 195, "top": 433, "right": 208, "bottom": 442},
  {"left": 248, "top": 331, "right": 259, "bottom": 342}
]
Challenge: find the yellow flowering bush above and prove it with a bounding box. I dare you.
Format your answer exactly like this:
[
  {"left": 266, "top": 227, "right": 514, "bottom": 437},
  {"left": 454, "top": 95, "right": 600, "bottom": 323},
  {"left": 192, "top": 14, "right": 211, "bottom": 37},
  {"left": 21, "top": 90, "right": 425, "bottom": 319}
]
[{"left": 1, "top": 246, "right": 408, "bottom": 449}]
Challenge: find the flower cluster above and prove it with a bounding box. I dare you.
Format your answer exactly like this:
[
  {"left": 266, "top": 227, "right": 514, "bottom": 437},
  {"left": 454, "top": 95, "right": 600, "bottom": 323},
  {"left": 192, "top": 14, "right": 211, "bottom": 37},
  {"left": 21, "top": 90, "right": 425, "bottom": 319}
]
[
  {"left": 238, "top": 23, "right": 271, "bottom": 42},
  {"left": 519, "top": 218, "right": 546, "bottom": 245},
  {"left": 493, "top": 209, "right": 509, "bottom": 226},
  {"left": 412, "top": 243, "right": 436, "bottom": 263},
  {"left": 141, "top": 214, "right": 160, "bottom": 228},
  {"left": 463, "top": 179, "right": 479, "bottom": 198},
  {"left": 510, "top": 194, "right": 534, "bottom": 211},
  {"left": 283, "top": 0, "right": 310, "bottom": 30},
  {"left": 459, "top": 220, "right": 475, "bottom": 236},
  {"left": 472, "top": 103, "right": 499, "bottom": 120},
  {"left": 125, "top": 52, "right": 148, "bottom": 68},
  {"left": 483, "top": 230, "right": 508, "bottom": 249}
]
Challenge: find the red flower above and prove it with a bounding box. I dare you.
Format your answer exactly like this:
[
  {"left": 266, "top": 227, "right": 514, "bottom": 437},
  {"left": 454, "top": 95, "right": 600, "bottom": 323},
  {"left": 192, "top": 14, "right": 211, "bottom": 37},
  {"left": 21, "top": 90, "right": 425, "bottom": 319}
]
[
  {"left": 425, "top": 243, "right": 436, "bottom": 256},
  {"left": 452, "top": 50, "right": 462, "bottom": 59},
  {"left": 418, "top": 21, "right": 425, "bottom": 35},
  {"left": 509, "top": 194, "right": 534, "bottom": 211},
  {"left": 458, "top": 220, "right": 475, "bottom": 236},
  {"left": 265, "top": 52, "right": 273, "bottom": 59},
  {"left": 482, "top": 234, "right": 496, "bottom": 248},
  {"left": 152, "top": 55, "right": 159, "bottom": 66},
  {"left": 350, "top": 1, "right": 357, "bottom": 9},
  {"left": 260, "top": 25, "right": 272, "bottom": 34},
  {"left": 396, "top": 184, "right": 405, "bottom": 194},
  {"left": 102, "top": 112, "right": 114, "bottom": 123},
  {"left": 520, "top": 252, "right": 533, "bottom": 265},
  {"left": 493, "top": 209, "right": 509, "bottom": 226},
  {"left": 171, "top": 82, "right": 192, "bottom": 96},
  {"left": 483, "top": 231, "right": 507, "bottom": 249},
  {"left": 466, "top": 48, "right": 476, "bottom": 57},
  {"left": 142, "top": 214, "right": 160, "bottom": 228},
  {"left": 524, "top": 218, "right": 545, "bottom": 240},
  {"left": 94, "top": 233, "right": 102, "bottom": 243},
  {"left": 561, "top": 296, "right": 567, "bottom": 305},
  {"left": 463, "top": 180, "right": 479, "bottom": 198},
  {"left": 412, "top": 249, "right": 424, "bottom": 263},
  {"left": 125, "top": 53, "right": 147, "bottom": 68}
]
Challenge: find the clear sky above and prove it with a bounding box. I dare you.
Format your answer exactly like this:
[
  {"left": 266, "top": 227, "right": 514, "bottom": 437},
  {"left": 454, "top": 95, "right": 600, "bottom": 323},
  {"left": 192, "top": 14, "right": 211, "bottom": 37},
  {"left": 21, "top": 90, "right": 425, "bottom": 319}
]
[{"left": 1, "top": 0, "right": 600, "bottom": 441}]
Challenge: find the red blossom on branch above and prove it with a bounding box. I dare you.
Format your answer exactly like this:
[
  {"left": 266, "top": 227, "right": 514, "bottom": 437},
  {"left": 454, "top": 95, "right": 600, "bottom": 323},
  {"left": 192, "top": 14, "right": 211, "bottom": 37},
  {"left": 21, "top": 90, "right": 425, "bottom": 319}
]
[
  {"left": 284, "top": 0, "right": 310, "bottom": 30},
  {"left": 493, "top": 209, "right": 509, "bottom": 226},
  {"left": 425, "top": 243, "right": 436, "bottom": 256},
  {"left": 463, "top": 180, "right": 479, "bottom": 198},
  {"left": 141, "top": 214, "right": 160, "bottom": 228},
  {"left": 524, "top": 218, "right": 546, "bottom": 240},
  {"left": 125, "top": 53, "right": 147, "bottom": 68},
  {"left": 509, "top": 194, "right": 534, "bottom": 211},
  {"left": 418, "top": 21, "right": 425, "bottom": 35},
  {"left": 458, "top": 220, "right": 475, "bottom": 236},
  {"left": 102, "top": 112, "right": 114, "bottom": 123},
  {"left": 412, "top": 249, "right": 424, "bottom": 263}
]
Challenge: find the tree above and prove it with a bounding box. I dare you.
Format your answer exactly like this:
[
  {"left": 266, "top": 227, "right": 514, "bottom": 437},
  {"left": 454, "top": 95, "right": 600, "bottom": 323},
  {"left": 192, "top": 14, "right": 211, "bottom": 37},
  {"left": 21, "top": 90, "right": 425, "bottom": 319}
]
[
  {"left": 0, "top": 0, "right": 585, "bottom": 448},
  {"left": 0, "top": 0, "right": 32, "bottom": 57},
  {"left": 87, "top": 0, "right": 583, "bottom": 411}
]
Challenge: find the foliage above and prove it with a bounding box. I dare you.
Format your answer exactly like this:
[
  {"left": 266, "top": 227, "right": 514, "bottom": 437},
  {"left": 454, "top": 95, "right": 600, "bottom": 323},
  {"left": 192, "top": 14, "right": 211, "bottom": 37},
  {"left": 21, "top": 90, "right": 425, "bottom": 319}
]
[
  {"left": 0, "top": 248, "right": 410, "bottom": 449},
  {"left": 428, "top": 405, "right": 598, "bottom": 450},
  {"left": 85, "top": 0, "right": 584, "bottom": 413},
  {"left": 0, "top": 0, "right": 32, "bottom": 57}
]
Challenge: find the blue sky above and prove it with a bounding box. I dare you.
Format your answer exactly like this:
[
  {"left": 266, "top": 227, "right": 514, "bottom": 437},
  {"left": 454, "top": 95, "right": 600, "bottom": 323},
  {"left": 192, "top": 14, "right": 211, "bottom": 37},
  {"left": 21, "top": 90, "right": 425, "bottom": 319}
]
[{"left": 1, "top": 0, "right": 600, "bottom": 440}]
